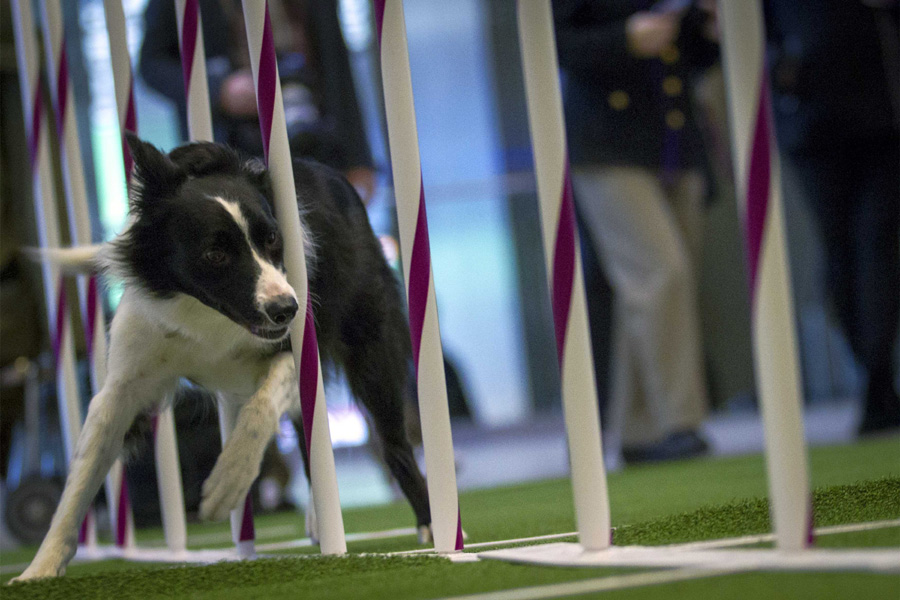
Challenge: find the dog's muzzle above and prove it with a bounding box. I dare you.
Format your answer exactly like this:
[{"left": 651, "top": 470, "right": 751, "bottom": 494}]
[
  {"left": 247, "top": 295, "right": 299, "bottom": 340},
  {"left": 264, "top": 295, "right": 299, "bottom": 326}
]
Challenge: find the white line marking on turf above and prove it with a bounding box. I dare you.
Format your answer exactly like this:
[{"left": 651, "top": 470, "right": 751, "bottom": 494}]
[
  {"left": 157, "top": 523, "right": 301, "bottom": 548},
  {"left": 445, "top": 525, "right": 900, "bottom": 600},
  {"left": 433, "top": 568, "right": 740, "bottom": 600},
  {"left": 255, "top": 527, "right": 418, "bottom": 552},
  {"left": 816, "top": 520, "right": 900, "bottom": 536},
  {"left": 0, "top": 527, "right": 420, "bottom": 575},
  {"left": 389, "top": 518, "right": 900, "bottom": 557},
  {"left": 143, "top": 524, "right": 416, "bottom": 551},
  {"left": 0, "top": 547, "right": 243, "bottom": 576},
  {"left": 669, "top": 519, "right": 900, "bottom": 551},
  {"left": 391, "top": 532, "right": 579, "bottom": 555},
  {"left": 478, "top": 542, "right": 900, "bottom": 572},
  {"left": 2, "top": 520, "right": 897, "bottom": 576}
]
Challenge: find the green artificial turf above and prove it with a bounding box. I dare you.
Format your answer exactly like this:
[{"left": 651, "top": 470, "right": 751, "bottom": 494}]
[
  {"left": 2, "top": 435, "right": 898, "bottom": 599},
  {"left": 595, "top": 572, "right": 900, "bottom": 600},
  {"left": 611, "top": 477, "right": 900, "bottom": 547},
  {"left": 815, "top": 526, "right": 900, "bottom": 549}
]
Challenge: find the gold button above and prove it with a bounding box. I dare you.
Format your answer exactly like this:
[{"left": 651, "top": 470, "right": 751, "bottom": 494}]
[
  {"left": 608, "top": 90, "right": 629, "bottom": 111},
  {"left": 662, "top": 76, "right": 683, "bottom": 97},
  {"left": 660, "top": 45, "right": 680, "bottom": 64},
  {"left": 666, "top": 109, "right": 685, "bottom": 130},
  {"left": 14, "top": 356, "right": 30, "bottom": 375}
]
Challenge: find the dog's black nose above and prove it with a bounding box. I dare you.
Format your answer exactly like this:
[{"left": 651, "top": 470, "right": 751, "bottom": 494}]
[{"left": 264, "top": 296, "right": 299, "bottom": 326}]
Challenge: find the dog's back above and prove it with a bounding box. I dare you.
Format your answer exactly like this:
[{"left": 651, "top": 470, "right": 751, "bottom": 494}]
[
  {"left": 288, "top": 160, "right": 429, "bottom": 529},
  {"left": 292, "top": 160, "right": 409, "bottom": 366}
]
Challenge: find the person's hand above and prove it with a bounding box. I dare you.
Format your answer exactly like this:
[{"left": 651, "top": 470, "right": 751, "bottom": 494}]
[
  {"left": 219, "top": 70, "right": 258, "bottom": 117},
  {"left": 344, "top": 167, "right": 376, "bottom": 206},
  {"left": 625, "top": 12, "right": 680, "bottom": 58}
]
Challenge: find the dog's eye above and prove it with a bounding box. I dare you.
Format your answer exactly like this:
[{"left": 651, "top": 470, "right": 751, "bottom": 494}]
[
  {"left": 266, "top": 230, "right": 279, "bottom": 247},
  {"left": 203, "top": 248, "right": 228, "bottom": 265}
]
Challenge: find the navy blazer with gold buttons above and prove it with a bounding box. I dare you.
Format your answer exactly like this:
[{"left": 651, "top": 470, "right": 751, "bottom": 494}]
[{"left": 553, "top": 0, "right": 718, "bottom": 172}]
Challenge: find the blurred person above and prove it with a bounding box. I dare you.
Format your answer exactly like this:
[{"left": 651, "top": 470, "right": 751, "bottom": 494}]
[
  {"left": 766, "top": 0, "right": 900, "bottom": 435},
  {"left": 554, "top": 1, "right": 718, "bottom": 463},
  {"left": 140, "top": 0, "right": 375, "bottom": 203}
]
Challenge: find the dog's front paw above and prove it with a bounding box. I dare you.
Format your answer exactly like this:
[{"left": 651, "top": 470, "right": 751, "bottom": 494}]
[
  {"left": 9, "top": 559, "right": 65, "bottom": 583},
  {"left": 200, "top": 443, "right": 260, "bottom": 522}
]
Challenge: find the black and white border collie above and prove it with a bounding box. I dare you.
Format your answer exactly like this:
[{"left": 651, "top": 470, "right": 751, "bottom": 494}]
[{"left": 14, "top": 135, "right": 430, "bottom": 581}]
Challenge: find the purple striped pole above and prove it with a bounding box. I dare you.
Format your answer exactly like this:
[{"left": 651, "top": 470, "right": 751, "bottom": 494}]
[
  {"left": 97, "top": 0, "right": 136, "bottom": 551},
  {"left": 39, "top": 0, "right": 108, "bottom": 397},
  {"left": 175, "top": 0, "right": 213, "bottom": 142},
  {"left": 102, "top": 0, "right": 186, "bottom": 554},
  {"left": 374, "top": 0, "right": 464, "bottom": 553},
  {"left": 240, "top": 0, "right": 346, "bottom": 555},
  {"left": 516, "top": 0, "right": 611, "bottom": 551},
  {"left": 11, "top": 0, "right": 95, "bottom": 552},
  {"left": 38, "top": 0, "right": 108, "bottom": 552},
  {"left": 718, "top": 0, "right": 812, "bottom": 551},
  {"left": 175, "top": 0, "right": 253, "bottom": 556}
]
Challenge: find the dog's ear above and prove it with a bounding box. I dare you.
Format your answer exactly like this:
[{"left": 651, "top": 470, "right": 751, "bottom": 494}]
[
  {"left": 125, "top": 133, "right": 185, "bottom": 209},
  {"left": 168, "top": 142, "right": 245, "bottom": 178},
  {"left": 242, "top": 157, "right": 270, "bottom": 189},
  {"left": 242, "top": 157, "right": 274, "bottom": 206}
]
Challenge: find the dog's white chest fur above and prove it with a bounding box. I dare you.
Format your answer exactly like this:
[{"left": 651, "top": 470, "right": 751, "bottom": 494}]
[{"left": 111, "top": 289, "right": 278, "bottom": 397}]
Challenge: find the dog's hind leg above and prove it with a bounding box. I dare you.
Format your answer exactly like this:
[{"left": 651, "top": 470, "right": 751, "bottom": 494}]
[
  {"left": 200, "top": 352, "right": 297, "bottom": 522},
  {"left": 340, "top": 323, "right": 432, "bottom": 543},
  {"left": 11, "top": 378, "right": 168, "bottom": 582},
  {"left": 377, "top": 417, "right": 432, "bottom": 544}
]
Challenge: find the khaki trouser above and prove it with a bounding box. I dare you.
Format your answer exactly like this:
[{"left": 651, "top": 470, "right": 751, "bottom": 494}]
[{"left": 572, "top": 166, "right": 708, "bottom": 449}]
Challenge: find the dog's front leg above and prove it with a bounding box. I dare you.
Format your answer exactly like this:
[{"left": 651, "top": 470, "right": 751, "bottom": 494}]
[
  {"left": 12, "top": 377, "right": 168, "bottom": 582},
  {"left": 200, "top": 352, "right": 297, "bottom": 521}
]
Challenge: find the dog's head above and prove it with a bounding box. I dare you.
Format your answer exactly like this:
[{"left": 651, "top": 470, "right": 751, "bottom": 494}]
[{"left": 112, "top": 134, "right": 299, "bottom": 341}]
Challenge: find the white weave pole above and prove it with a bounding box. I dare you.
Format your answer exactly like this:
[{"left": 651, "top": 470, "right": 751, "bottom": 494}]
[
  {"left": 39, "top": 0, "right": 115, "bottom": 553},
  {"left": 175, "top": 0, "right": 213, "bottom": 143},
  {"left": 11, "top": 0, "right": 95, "bottom": 551},
  {"left": 241, "top": 0, "right": 346, "bottom": 555},
  {"left": 516, "top": 0, "right": 611, "bottom": 551},
  {"left": 152, "top": 401, "right": 186, "bottom": 554},
  {"left": 718, "top": 0, "right": 812, "bottom": 551},
  {"left": 175, "top": 0, "right": 253, "bottom": 557},
  {"left": 102, "top": 0, "right": 187, "bottom": 554},
  {"left": 373, "top": 0, "right": 463, "bottom": 552}
]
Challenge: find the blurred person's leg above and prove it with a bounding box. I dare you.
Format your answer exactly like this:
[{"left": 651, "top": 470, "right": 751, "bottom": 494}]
[
  {"left": 850, "top": 136, "right": 900, "bottom": 433},
  {"left": 790, "top": 150, "right": 854, "bottom": 358},
  {"left": 666, "top": 169, "right": 710, "bottom": 425},
  {"left": 576, "top": 207, "right": 614, "bottom": 427},
  {"left": 572, "top": 166, "right": 708, "bottom": 459},
  {"left": 669, "top": 172, "right": 707, "bottom": 272},
  {"left": 791, "top": 138, "right": 900, "bottom": 434},
  {"left": 603, "top": 302, "right": 644, "bottom": 466}
]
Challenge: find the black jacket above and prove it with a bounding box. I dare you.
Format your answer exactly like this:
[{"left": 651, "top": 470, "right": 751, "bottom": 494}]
[
  {"left": 554, "top": 0, "right": 717, "bottom": 171},
  {"left": 140, "top": 0, "right": 372, "bottom": 171},
  {"left": 765, "top": 0, "right": 899, "bottom": 154}
]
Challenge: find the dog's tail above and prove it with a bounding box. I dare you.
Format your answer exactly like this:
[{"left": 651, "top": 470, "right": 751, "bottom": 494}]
[{"left": 22, "top": 244, "right": 105, "bottom": 275}]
